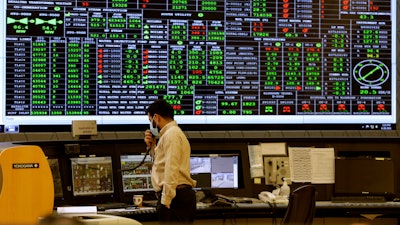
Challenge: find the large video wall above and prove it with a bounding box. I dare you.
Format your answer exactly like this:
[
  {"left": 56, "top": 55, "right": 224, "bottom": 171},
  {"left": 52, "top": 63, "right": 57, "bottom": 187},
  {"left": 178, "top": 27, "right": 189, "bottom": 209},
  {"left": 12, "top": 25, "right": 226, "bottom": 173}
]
[{"left": 1, "top": 0, "right": 397, "bottom": 131}]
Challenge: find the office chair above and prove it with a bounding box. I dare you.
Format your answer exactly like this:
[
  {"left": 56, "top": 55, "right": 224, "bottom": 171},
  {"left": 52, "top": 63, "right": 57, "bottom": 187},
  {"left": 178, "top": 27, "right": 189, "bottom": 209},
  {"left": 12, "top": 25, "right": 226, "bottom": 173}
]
[{"left": 280, "top": 185, "right": 317, "bottom": 225}]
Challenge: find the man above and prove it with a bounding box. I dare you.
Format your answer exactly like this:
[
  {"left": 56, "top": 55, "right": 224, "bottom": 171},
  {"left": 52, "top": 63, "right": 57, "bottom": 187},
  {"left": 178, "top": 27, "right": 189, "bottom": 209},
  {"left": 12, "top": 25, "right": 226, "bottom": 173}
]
[{"left": 144, "top": 99, "right": 197, "bottom": 225}]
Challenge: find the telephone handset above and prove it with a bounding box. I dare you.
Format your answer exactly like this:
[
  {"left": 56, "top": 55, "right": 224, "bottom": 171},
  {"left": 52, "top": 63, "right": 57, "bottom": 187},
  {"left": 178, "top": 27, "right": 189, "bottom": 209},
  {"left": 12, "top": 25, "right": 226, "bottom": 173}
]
[
  {"left": 259, "top": 191, "right": 289, "bottom": 204},
  {"left": 269, "top": 159, "right": 277, "bottom": 183},
  {"left": 258, "top": 191, "right": 276, "bottom": 203}
]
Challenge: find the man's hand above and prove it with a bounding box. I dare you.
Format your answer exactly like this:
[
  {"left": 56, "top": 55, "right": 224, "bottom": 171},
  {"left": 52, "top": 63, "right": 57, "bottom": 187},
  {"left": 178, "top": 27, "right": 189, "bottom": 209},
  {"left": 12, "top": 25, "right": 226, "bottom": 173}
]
[{"left": 144, "top": 129, "right": 156, "bottom": 148}]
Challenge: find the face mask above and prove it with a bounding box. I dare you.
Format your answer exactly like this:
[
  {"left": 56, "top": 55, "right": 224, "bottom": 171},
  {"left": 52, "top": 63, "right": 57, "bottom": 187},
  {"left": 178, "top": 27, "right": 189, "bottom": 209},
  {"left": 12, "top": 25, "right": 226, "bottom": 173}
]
[{"left": 149, "top": 115, "right": 159, "bottom": 137}]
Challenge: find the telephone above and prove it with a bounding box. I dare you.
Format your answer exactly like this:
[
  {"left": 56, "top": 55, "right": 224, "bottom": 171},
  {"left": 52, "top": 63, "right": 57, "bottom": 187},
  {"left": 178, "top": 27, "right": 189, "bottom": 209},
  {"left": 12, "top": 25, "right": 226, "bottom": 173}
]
[
  {"left": 264, "top": 157, "right": 291, "bottom": 185},
  {"left": 259, "top": 190, "right": 289, "bottom": 204},
  {"left": 258, "top": 191, "right": 276, "bottom": 203},
  {"left": 269, "top": 159, "right": 277, "bottom": 183}
]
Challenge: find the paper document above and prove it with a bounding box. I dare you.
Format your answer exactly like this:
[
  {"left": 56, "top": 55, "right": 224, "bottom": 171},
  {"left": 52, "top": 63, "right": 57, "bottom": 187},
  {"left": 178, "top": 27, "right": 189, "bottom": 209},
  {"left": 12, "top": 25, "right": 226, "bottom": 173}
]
[
  {"left": 288, "top": 147, "right": 312, "bottom": 182},
  {"left": 288, "top": 147, "right": 334, "bottom": 184},
  {"left": 260, "top": 142, "right": 287, "bottom": 155},
  {"left": 247, "top": 144, "right": 264, "bottom": 178},
  {"left": 310, "top": 148, "right": 335, "bottom": 183}
]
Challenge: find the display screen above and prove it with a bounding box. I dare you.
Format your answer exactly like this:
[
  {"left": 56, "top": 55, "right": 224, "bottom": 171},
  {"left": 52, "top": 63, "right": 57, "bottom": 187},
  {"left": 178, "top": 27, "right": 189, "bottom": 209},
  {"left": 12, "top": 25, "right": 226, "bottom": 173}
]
[
  {"left": 334, "top": 157, "right": 395, "bottom": 196},
  {"left": 1, "top": 0, "right": 397, "bottom": 131},
  {"left": 70, "top": 156, "right": 114, "bottom": 196},
  {"left": 120, "top": 154, "right": 153, "bottom": 192},
  {"left": 190, "top": 154, "right": 239, "bottom": 189}
]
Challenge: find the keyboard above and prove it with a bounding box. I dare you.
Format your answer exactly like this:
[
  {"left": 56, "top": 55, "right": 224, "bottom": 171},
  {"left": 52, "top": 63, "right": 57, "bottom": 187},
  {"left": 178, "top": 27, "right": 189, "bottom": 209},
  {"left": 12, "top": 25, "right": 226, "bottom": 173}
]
[
  {"left": 332, "top": 196, "right": 386, "bottom": 203},
  {"left": 96, "top": 202, "right": 128, "bottom": 211}
]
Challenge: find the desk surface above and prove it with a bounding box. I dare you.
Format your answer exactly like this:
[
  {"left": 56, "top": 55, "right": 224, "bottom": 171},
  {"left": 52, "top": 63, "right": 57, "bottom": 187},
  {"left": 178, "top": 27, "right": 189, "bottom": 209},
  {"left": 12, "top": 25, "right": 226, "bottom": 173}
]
[{"left": 99, "top": 201, "right": 400, "bottom": 221}]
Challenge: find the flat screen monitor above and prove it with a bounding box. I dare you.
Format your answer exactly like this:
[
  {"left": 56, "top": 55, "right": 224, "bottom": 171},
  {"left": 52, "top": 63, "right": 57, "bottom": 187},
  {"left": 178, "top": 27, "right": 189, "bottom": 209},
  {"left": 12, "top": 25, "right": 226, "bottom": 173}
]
[
  {"left": 70, "top": 156, "right": 114, "bottom": 196},
  {"left": 0, "top": 0, "right": 397, "bottom": 132},
  {"left": 334, "top": 157, "right": 395, "bottom": 197},
  {"left": 120, "top": 154, "right": 153, "bottom": 192},
  {"left": 190, "top": 153, "right": 240, "bottom": 189}
]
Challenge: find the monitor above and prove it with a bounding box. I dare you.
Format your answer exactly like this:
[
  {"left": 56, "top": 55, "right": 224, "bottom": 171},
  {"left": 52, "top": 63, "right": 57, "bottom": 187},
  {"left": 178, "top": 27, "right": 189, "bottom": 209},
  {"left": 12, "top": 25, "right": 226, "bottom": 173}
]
[
  {"left": 0, "top": 0, "right": 397, "bottom": 132},
  {"left": 190, "top": 153, "right": 240, "bottom": 189},
  {"left": 70, "top": 156, "right": 114, "bottom": 196},
  {"left": 334, "top": 156, "right": 395, "bottom": 197},
  {"left": 120, "top": 154, "right": 153, "bottom": 193}
]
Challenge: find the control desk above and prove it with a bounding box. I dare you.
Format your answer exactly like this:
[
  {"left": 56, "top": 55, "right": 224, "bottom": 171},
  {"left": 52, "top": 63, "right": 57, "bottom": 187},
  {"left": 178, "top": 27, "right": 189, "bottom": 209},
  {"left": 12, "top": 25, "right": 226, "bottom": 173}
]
[{"left": 99, "top": 201, "right": 400, "bottom": 222}]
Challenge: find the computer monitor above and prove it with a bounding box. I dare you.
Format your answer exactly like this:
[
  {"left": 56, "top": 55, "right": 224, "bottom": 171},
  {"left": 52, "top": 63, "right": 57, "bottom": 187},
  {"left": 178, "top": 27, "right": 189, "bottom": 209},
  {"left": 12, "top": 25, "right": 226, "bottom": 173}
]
[
  {"left": 190, "top": 153, "right": 240, "bottom": 189},
  {"left": 120, "top": 154, "right": 153, "bottom": 192},
  {"left": 334, "top": 156, "right": 395, "bottom": 198},
  {"left": 70, "top": 156, "right": 114, "bottom": 196}
]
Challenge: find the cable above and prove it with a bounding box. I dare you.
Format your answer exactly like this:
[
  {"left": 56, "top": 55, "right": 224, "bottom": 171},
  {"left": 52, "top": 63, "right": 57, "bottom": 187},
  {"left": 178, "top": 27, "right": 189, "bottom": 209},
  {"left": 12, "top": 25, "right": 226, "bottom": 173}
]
[{"left": 267, "top": 201, "right": 277, "bottom": 225}]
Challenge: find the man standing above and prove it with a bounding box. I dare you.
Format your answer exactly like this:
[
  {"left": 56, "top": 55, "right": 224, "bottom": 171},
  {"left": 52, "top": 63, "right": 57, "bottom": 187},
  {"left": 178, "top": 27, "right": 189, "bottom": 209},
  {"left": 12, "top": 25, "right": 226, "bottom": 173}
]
[{"left": 144, "top": 99, "right": 197, "bottom": 225}]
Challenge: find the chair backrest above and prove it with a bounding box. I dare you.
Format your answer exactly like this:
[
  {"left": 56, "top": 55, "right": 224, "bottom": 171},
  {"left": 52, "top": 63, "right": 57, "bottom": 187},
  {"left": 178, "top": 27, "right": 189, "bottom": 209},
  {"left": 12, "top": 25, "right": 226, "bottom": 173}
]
[
  {"left": 0, "top": 144, "right": 54, "bottom": 225},
  {"left": 280, "top": 185, "right": 317, "bottom": 225}
]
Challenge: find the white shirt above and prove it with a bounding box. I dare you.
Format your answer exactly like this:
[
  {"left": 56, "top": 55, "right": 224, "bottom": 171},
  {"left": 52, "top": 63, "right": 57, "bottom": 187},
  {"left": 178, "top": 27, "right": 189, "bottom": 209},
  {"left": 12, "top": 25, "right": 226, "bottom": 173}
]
[{"left": 151, "top": 120, "right": 196, "bottom": 205}]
